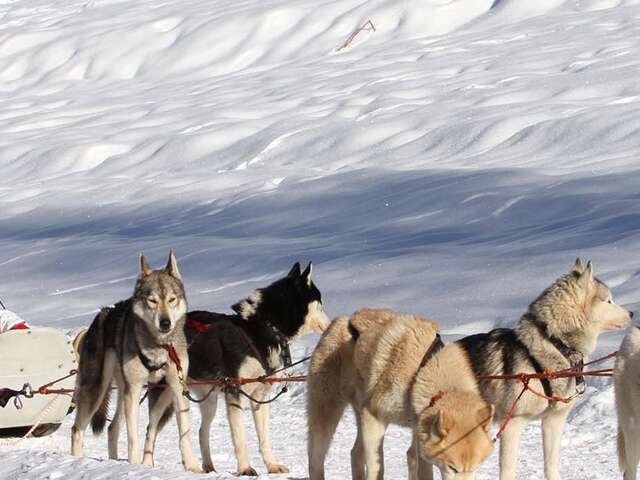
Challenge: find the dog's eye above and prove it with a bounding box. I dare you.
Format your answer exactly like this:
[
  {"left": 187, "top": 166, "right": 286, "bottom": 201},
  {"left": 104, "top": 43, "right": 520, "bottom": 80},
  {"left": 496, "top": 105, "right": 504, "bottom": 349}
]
[
  {"left": 147, "top": 297, "right": 158, "bottom": 305},
  {"left": 448, "top": 464, "right": 460, "bottom": 474},
  {"left": 168, "top": 297, "right": 177, "bottom": 305}
]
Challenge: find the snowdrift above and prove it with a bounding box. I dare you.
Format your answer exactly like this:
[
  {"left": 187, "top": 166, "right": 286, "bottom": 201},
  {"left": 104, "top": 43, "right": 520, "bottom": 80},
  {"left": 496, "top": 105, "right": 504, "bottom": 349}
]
[{"left": 1, "top": 0, "right": 640, "bottom": 478}]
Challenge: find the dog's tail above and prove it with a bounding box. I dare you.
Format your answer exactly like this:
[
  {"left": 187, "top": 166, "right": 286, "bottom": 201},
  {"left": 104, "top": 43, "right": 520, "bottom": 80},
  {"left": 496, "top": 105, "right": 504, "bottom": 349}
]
[
  {"left": 77, "top": 307, "right": 111, "bottom": 435},
  {"left": 618, "top": 425, "right": 626, "bottom": 474},
  {"left": 148, "top": 380, "right": 175, "bottom": 432},
  {"left": 91, "top": 389, "right": 111, "bottom": 435}
]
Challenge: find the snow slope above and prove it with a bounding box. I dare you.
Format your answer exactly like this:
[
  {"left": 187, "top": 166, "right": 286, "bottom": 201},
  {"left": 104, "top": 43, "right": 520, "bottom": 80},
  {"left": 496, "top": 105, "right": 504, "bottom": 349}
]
[{"left": 1, "top": 0, "right": 640, "bottom": 478}]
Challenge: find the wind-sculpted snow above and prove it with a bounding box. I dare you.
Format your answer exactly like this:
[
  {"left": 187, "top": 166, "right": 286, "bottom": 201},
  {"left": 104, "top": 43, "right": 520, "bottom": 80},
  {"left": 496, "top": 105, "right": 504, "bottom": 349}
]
[{"left": 0, "top": 0, "right": 639, "bottom": 478}]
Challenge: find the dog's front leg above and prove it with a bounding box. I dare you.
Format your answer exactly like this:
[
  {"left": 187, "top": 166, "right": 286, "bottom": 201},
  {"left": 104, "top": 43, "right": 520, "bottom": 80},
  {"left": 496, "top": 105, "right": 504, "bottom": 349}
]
[
  {"left": 226, "top": 391, "right": 257, "bottom": 476},
  {"left": 407, "top": 433, "right": 419, "bottom": 480},
  {"left": 499, "top": 416, "right": 526, "bottom": 480},
  {"left": 166, "top": 372, "right": 200, "bottom": 472},
  {"left": 251, "top": 385, "right": 289, "bottom": 474},
  {"left": 542, "top": 408, "right": 570, "bottom": 480},
  {"left": 361, "top": 407, "right": 387, "bottom": 480},
  {"left": 407, "top": 432, "right": 434, "bottom": 480},
  {"left": 123, "top": 381, "right": 144, "bottom": 464},
  {"left": 142, "top": 386, "right": 174, "bottom": 466}
]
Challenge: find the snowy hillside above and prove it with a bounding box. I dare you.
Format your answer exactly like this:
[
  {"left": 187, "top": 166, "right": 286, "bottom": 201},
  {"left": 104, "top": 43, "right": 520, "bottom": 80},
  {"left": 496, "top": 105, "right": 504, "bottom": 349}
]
[{"left": 1, "top": 0, "right": 640, "bottom": 478}]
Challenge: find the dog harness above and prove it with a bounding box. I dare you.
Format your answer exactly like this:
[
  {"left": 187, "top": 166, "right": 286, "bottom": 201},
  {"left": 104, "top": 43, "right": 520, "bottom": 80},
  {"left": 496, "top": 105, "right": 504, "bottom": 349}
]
[
  {"left": 419, "top": 334, "right": 444, "bottom": 368},
  {"left": 135, "top": 340, "right": 167, "bottom": 372},
  {"left": 528, "top": 316, "right": 585, "bottom": 389},
  {"left": 186, "top": 314, "right": 286, "bottom": 374}
]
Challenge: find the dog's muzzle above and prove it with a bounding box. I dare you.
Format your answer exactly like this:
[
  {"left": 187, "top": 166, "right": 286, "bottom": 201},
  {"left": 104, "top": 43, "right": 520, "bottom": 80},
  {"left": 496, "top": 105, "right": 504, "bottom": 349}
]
[{"left": 159, "top": 318, "right": 172, "bottom": 332}]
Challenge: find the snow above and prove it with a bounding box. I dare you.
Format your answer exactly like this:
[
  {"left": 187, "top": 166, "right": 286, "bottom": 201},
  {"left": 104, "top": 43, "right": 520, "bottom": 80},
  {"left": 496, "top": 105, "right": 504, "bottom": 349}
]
[{"left": 1, "top": 0, "right": 640, "bottom": 478}]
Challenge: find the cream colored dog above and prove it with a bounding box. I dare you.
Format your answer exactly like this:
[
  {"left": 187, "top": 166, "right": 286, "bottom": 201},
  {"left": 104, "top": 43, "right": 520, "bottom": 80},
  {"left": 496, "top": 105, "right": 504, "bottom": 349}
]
[{"left": 307, "top": 308, "right": 495, "bottom": 480}]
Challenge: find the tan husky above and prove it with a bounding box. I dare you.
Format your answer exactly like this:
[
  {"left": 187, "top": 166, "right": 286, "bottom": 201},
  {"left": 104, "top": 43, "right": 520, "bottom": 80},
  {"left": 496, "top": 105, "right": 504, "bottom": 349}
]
[{"left": 307, "top": 308, "right": 495, "bottom": 480}]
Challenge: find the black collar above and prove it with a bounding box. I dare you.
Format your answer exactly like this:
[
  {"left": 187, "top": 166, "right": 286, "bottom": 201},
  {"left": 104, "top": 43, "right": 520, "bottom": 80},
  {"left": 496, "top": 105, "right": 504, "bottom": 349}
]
[
  {"left": 528, "top": 315, "right": 585, "bottom": 387},
  {"left": 134, "top": 335, "right": 167, "bottom": 372}
]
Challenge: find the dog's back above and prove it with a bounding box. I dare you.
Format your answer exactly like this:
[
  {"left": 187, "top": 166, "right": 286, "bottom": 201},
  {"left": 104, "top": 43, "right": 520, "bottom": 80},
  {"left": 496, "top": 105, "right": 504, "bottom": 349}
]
[
  {"left": 184, "top": 310, "right": 256, "bottom": 380},
  {"left": 350, "top": 308, "right": 439, "bottom": 424}
]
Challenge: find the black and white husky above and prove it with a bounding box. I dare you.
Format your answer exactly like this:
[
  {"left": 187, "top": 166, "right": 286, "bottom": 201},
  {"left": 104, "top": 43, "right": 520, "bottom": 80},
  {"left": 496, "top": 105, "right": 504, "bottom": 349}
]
[{"left": 144, "top": 262, "right": 329, "bottom": 475}]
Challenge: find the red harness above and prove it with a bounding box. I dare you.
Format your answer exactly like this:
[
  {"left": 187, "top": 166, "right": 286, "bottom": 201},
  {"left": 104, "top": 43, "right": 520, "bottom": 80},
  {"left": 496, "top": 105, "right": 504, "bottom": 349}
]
[
  {"left": 185, "top": 315, "right": 267, "bottom": 371},
  {"left": 163, "top": 343, "right": 183, "bottom": 374}
]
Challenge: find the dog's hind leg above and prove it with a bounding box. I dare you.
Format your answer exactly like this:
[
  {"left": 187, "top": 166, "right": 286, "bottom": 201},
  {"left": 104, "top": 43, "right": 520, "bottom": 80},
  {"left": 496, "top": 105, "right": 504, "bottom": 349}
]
[
  {"left": 307, "top": 388, "right": 348, "bottom": 480},
  {"left": 542, "top": 408, "right": 570, "bottom": 480},
  {"left": 361, "top": 407, "right": 387, "bottom": 480},
  {"left": 108, "top": 392, "right": 124, "bottom": 459},
  {"left": 142, "top": 386, "right": 174, "bottom": 467},
  {"left": 226, "top": 391, "right": 257, "bottom": 476},
  {"left": 196, "top": 387, "right": 219, "bottom": 473},
  {"left": 498, "top": 416, "right": 526, "bottom": 480},
  {"left": 251, "top": 385, "right": 289, "bottom": 474}
]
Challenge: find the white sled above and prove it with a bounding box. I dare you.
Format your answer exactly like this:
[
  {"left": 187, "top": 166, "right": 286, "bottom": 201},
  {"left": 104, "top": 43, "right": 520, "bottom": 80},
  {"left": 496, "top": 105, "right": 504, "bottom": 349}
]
[{"left": 0, "top": 328, "right": 77, "bottom": 435}]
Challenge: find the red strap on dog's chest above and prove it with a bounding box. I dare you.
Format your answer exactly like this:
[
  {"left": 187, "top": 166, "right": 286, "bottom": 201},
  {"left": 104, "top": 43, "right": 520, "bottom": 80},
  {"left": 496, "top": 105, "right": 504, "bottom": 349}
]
[
  {"left": 428, "top": 390, "right": 446, "bottom": 408},
  {"left": 164, "top": 343, "right": 183, "bottom": 373}
]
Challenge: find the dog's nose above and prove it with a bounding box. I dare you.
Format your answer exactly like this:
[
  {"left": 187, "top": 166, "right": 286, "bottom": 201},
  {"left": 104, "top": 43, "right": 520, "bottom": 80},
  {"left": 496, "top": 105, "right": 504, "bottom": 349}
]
[
  {"left": 630, "top": 311, "right": 635, "bottom": 319},
  {"left": 159, "top": 318, "right": 171, "bottom": 331}
]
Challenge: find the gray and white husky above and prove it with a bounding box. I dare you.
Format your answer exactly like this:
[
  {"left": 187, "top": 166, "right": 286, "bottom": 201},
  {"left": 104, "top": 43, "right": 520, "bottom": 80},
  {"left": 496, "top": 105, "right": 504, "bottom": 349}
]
[
  {"left": 457, "top": 259, "right": 632, "bottom": 480},
  {"left": 70, "top": 253, "right": 199, "bottom": 472}
]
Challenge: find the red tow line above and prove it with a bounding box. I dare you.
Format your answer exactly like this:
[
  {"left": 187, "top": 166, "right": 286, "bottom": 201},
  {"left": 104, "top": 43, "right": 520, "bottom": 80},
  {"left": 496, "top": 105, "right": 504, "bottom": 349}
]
[{"left": 477, "top": 351, "right": 618, "bottom": 441}]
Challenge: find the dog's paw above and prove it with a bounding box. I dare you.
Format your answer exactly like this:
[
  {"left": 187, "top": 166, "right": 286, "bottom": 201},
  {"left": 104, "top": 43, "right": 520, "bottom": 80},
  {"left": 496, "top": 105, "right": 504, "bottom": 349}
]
[
  {"left": 202, "top": 461, "right": 216, "bottom": 473},
  {"left": 142, "top": 454, "right": 154, "bottom": 467},
  {"left": 184, "top": 463, "right": 202, "bottom": 474},
  {"left": 237, "top": 466, "right": 258, "bottom": 476},
  {"left": 267, "top": 464, "right": 290, "bottom": 474}
]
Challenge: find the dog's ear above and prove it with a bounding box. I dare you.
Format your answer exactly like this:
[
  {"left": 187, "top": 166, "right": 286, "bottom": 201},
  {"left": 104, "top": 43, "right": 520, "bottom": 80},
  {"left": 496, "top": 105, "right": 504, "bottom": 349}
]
[
  {"left": 573, "top": 257, "right": 584, "bottom": 274},
  {"left": 165, "top": 251, "right": 182, "bottom": 280},
  {"left": 288, "top": 262, "right": 301, "bottom": 278},
  {"left": 579, "top": 260, "right": 594, "bottom": 288},
  {"left": 302, "top": 262, "right": 313, "bottom": 287},
  {"left": 431, "top": 410, "right": 455, "bottom": 439},
  {"left": 477, "top": 404, "right": 495, "bottom": 433},
  {"left": 140, "top": 254, "right": 153, "bottom": 277}
]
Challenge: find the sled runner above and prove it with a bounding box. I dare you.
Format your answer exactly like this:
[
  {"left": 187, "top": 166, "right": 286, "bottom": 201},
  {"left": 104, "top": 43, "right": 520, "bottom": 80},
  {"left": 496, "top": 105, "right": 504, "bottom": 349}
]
[{"left": 0, "top": 328, "right": 77, "bottom": 437}]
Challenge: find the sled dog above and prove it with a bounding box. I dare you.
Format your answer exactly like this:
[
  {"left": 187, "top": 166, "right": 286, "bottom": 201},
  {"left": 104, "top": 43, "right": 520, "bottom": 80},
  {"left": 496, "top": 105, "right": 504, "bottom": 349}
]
[
  {"left": 71, "top": 253, "right": 198, "bottom": 472},
  {"left": 457, "top": 259, "right": 632, "bottom": 480},
  {"left": 144, "top": 262, "right": 329, "bottom": 475},
  {"left": 308, "top": 308, "right": 495, "bottom": 480},
  {"left": 614, "top": 321, "right": 640, "bottom": 480}
]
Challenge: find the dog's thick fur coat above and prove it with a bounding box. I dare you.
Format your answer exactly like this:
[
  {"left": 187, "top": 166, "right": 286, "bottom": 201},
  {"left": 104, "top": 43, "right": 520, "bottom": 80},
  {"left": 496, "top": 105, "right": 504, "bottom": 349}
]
[
  {"left": 457, "top": 259, "right": 632, "bottom": 480},
  {"left": 614, "top": 325, "right": 640, "bottom": 480},
  {"left": 308, "top": 308, "right": 495, "bottom": 480},
  {"left": 70, "top": 253, "right": 198, "bottom": 472}
]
